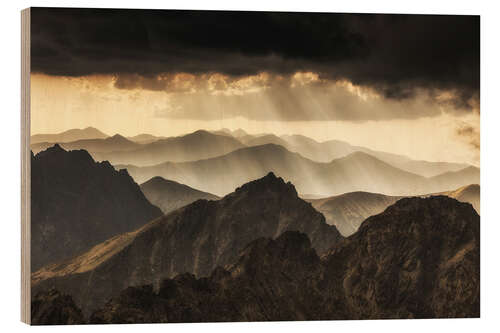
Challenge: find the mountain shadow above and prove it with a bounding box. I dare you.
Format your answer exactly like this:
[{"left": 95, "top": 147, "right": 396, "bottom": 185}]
[{"left": 31, "top": 144, "right": 163, "bottom": 271}]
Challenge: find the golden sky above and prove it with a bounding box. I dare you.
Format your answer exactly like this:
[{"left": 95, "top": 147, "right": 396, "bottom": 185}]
[{"left": 30, "top": 73, "right": 480, "bottom": 166}]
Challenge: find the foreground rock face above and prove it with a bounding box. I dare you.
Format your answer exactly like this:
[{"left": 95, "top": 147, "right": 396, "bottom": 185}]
[
  {"left": 33, "top": 196, "right": 479, "bottom": 324},
  {"left": 31, "top": 289, "right": 84, "bottom": 325},
  {"left": 32, "top": 172, "right": 342, "bottom": 317},
  {"left": 321, "top": 196, "right": 480, "bottom": 319},
  {"left": 90, "top": 231, "right": 324, "bottom": 324},
  {"left": 31, "top": 145, "right": 163, "bottom": 270},
  {"left": 309, "top": 184, "right": 480, "bottom": 237}
]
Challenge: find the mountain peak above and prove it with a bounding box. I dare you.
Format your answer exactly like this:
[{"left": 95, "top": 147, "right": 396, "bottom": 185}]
[
  {"left": 234, "top": 172, "right": 297, "bottom": 197},
  {"left": 358, "top": 195, "right": 479, "bottom": 236},
  {"left": 232, "top": 128, "right": 248, "bottom": 137},
  {"left": 107, "top": 134, "right": 129, "bottom": 142},
  {"left": 49, "top": 143, "right": 64, "bottom": 152}
]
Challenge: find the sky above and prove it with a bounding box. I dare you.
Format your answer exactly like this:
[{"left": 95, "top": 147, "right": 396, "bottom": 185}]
[{"left": 30, "top": 8, "right": 480, "bottom": 165}]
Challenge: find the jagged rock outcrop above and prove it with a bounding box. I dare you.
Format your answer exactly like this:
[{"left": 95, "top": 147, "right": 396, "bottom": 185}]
[
  {"left": 320, "top": 196, "right": 480, "bottom": 319},
  {"left": 94, "top": 196, "right": 480, "bottom": 322},
  {"left": 309, "top": 184, "right": 480, "bottom": 237},
  {"left": 31, "top": 144, "right": 163, "bottom": 270},
  {"left": 89, "top": 231, "right": 324, "bottom": 323},
  {"left": 31, "top": 289, "right": 84, "bottom": 325},
  {"left": 32, "top": 172, "right": 342, "bottom": 316},
  {"left": 36, "top": 196, "right": 479, "bottom": 324}
]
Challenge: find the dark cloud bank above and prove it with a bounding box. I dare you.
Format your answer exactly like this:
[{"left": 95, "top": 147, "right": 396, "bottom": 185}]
[{"left": 31, "top": 8, "right": 479, "bottom": 109}]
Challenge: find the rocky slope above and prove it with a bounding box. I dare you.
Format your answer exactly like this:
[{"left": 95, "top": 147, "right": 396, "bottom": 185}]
[
  {"left": 140, "top": 176, "right": 219, "bottom": 214},
  {"left": 32, "top": 196, "right": 479, "bottom": 324},
  {"left": 31, "top": 144, "right": 163, "bottom": 270},
  {"left": 31, "top": 289, "right": 84, "bottom": 325},
  {"left": 31, "top": 173, "right": 342, "bottom": 316},
  {"left": 309, "top": 184, "right": 480, "bottom": 237},
  {"left": 321, "top": 196, "right": 479, "bottom": 319},
  {"left": 89, "top": 231, "right": 324, "bottom": 324},
  {"left": 85, "top": 196, "right": 479, "bottom": 323}
]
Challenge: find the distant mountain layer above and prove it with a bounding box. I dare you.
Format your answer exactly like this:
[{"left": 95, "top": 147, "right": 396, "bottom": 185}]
[
  {"left": 32, "top": 173, "right": 342, "bottom": 316},
  {"left": 440, "top": 184, "right": 480, "bottom": 213},
  {"left": 140, "top": 176, "right": 219, "bottom": 214},
  {"left": 31, "top": 144, "right": 163, "bottom": 271},
  {"left": 280, "top": 134, "right": 470, "bottom": 177},
  {"left": 31, "top": 134, "right": 141, "bottom": 154},
  {"left": 308, "top": 192, "right": 403, "bottom": 236},
  {"left": 127, "top": 134, "right": 166, "bottom": 144},
  {"left": 31, "top": 127, "right": 108, "bottom": 144},
  {"left": 308, "top": 184, "right": 480, "bottom": 236},
  {"left": 32, "top": 196, "right": 479, "bottom": 324},
  {"left": 94, "top": 130, "right": 246, "bottom": 166},
  {"left": 32, "top": 129, "right": 469, "bottom": 177},
  {"left": 121, "top": 144, "right": 479, "bottom": 197}
]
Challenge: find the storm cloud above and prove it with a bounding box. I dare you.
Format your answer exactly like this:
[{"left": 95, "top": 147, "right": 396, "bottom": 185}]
[{"left": 31, "top": 8, "right": 479, "bottom": 110}]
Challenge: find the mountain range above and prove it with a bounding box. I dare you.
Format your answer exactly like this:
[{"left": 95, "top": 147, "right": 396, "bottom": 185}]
[
  {"left": 244, "top": 133, "right": 469, "bottom": 177},
  {"left": 31, "top": 195, "right": 480, "bottom": 324},
  {"left": 31, "top": 134, "right": 141, "bottom": 154},
  {"left": 308, "top": 184, "right": 480, "bottom": 236},
  {"left": 30, "top": 144, "right": 163, "bottom": 271},
  {"left": 31, "top": 127, "right": 108, "bottom": 145},
  {"left": 93, "top": 130, "right": 246, "bottom": 166},
  {"left": 31, "top": 128, "right": 470, "bottom": 178},
  {"left": 31, "top": 172, "right": 342, "bottom": 316},
  {"left": 120, "top": 144, "right": 479, "bottom": 197}
]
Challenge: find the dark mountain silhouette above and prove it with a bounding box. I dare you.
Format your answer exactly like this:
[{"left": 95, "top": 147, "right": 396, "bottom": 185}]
[
  {"left": 94, "top": 130, "right": 246, "bottom": 166},
  {"left": 320, "top": 196, "right": 479, "bottom": 319},
  {"left": 308, "top": 184, "right": 480, "bottom": 236},
  {"left": 32, "top": 196, "right": 478, "bottom": 324},
  {"left": 31, "top": 173, "right": 342, "bottom": 316},
  {"left": 31, "top": 134, "right": 141, "bottom": 154},
  {"left": 89, "top": 231, "right": 324, "bottom": 324},
  {"left": 31, "top": 144, "right": 163, "bottom": 271},
  {"left": 31, "top": 127, "right": 108, "bottom": 144},
  {"left": 140, "top": 176, "right": 220, "bottom": 214},
  {"left": 121, "top": 144, "right": 470, "bottom": 197},
  {"left": 31, "top": 289, "right": 84, "bottom": 325}
]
